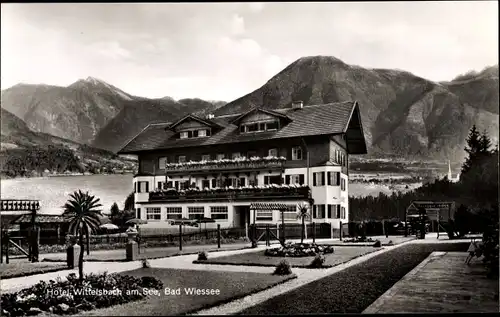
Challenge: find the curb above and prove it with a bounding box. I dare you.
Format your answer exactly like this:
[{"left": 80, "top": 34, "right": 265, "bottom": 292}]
[
  {"left": 362, "top": 251, "right": 447, "bottom": 314},
  {"left": 1, "top": 266, "right": 69, "bottom": 280}
]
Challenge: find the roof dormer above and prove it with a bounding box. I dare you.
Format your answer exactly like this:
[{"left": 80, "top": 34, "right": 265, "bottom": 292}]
[
  {"left": 230, "top": 107, "right": 292, "bottom": 134},
  {"left": 168, "top": 114, "right": 222, "bottom": 139}
]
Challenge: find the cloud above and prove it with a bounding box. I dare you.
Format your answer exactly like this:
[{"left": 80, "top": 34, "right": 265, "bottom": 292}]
[
  {"left": 88, "top": 41, "right": 131, "bottom": 60},
  {"left": 230, "top": 14, "right": 245, "bottom": 35},
  {"left": 248, "top": 3, "right": 265, "bottom": 12}
]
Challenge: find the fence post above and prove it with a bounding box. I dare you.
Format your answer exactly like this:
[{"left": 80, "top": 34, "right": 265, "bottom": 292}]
[
  {"left": 217, "top": 224, "right": 221, "bottom": 248},
  {"left": 245, "top": 222, "right": 248, "bottom": 239},
  {"left": 5, "top": 231, "right": 10, "bottom": 264},
  {"left": 340, "top": 221, "right": 343, "bottom": 241},
  {"left": 179, "top": 224, "right": 183, "bottom": 251},
  {"left": 330, "top": 223, "right": 334, "bottom": 239},
  {"left": 304, "top": 222, "right": 307, "bottom": 240},
  {"left": 32, "top": 227, "right": 40, "bottom": 262},
  {"left": 0, "top": 231, "right": 3, "bottom": 264},
  {"left": 312, "top": 222, "right": 316, "bottom": 243},
  {"left": 276, "top": 223, "right": 279, "bottom": 240},
  {"left": 266, "top": 224, "right": 270, "bottom": 246}
]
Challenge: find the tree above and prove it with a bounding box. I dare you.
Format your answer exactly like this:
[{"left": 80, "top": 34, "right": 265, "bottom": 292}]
[
  {"left": 109, "top": 202, "right": 121, "bottom": 226},
  {"left": 63, "top": 190, "right": 102, "bottom": 282},
  {"left": 296, "top": 203, "right": 310, "bottom": 243},
  {"left": 124, "top": 192, "right": 135, "bottom": 212},
  {"left": 462, "top": 125, "right": 482, "bottom": 174},
  {"left": 479, "top": 130, "right": 493, "bottom": 154}
]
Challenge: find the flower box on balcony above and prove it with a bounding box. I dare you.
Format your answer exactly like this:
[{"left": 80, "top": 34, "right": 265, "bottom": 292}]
[{"left": 164, "top": 156, "right": 286, "bottom": 172}]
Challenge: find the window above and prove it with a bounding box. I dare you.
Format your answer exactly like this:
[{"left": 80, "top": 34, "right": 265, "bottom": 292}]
[
  {"left": 285, "top": 174, "right": 304, "bottom": 185},
  {"left": 188, "top": 207, "right": 205, "bottom": 220},
  {"left": 178, "top": 155, "right": 186, "bottom": 163},
  {"left": 158, "top": 157, "right": 167, "bottom": 170},
  {"left": 225, "top": 177, "right": 239, "bottom": 187},
  {"left": 341, "top": 178, "right": 346, "bottom": 191},
  {"left": 166, "top": 207, "right": 182, "bottom": 220},
  {"left": 256, "top": 210, "right": 273, "bottom": 221},
  {"left": 240, "top": 125, "right": 246, "bottom": 133},
  {"left": 157, "top": 181, "right": 163, "bottom": 190},
  {"left": 211, "top": 178, "right": 217, "bottom": 188},
  {"left": 202, "top": 179, "right": 210, "bottom": 189},
  {"left": 313, "top": 172, "right": 325, "bottom": 186},
  {"left": 327, "top": 205, "right": 341, "bottom": 219},
  {"left": 313, "top": 205, "right": 326, "bottom": 218},
  {"left": 266, "top": 121, "right": 278, "bottom": 131},
  {"left": 180, "top": 181, "right": 190, "bottom": 190},
  {"left": 268, "top": 148, "right": 278, "bottom": 157},
  {"left": 146, "top": 207, "right": 161, "bottom": 221},
  {"left": 280, "top": 205, "right": 297, "bottom": 221},
  {"left": 201, "top": 154, "right": 211, "bottom": 161},
  {"left": 198, "top": 129, "right": 207, "bottom": 137},
  {"left": 216, "top": 153, "right": 225, "bottom": 160},
  {"left": 327, "top": 172, "right": 341, "bottom": 186},
  {"left": 137, "top": 181, "right": 149, "bottom": 193},
  {"left": 166, "top": 181, "right": 173, "bottom": 188},
  {"left": 292, "top": 147, "right": 303, "bottom": 160},
  {"left": 180, "top": 131, "right": 189, "bottom": 139},
  {"left": 239, "top": 177, "right": 246, "bottom": 187},
  {"left": 232, "top": 152, "right": 241, "bottom": 159},
  {"left": 210, "top": 206, "right": 228, "bottom": 221},
  {"left": 136, "top": 208, "right": 141, "bottom": 219},
  {"left": 264, "top": 175, "right": 282, "bottom": 185}
]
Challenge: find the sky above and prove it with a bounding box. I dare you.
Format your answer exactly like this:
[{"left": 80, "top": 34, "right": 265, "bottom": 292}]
[{"left": 1, "top": 2, "right": 498, "bottom": 101}]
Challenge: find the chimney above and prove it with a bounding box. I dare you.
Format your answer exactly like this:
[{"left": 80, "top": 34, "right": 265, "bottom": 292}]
[
  {"left": 292, "top": 100, "right": 304, "bottom": 109},
  {"left": 206, "top": 114, "right": 215, "bottom": 120}
]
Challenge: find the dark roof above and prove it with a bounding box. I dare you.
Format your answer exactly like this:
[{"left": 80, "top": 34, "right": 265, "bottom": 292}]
[
  {"left": 168, "top": 114, "right": 223, "bottom": 130},
  {"left": 119, "top": 101, "right": 363, "bottom": 154}
]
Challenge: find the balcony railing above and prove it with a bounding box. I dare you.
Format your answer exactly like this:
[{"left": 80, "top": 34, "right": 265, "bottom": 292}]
[
  {"left": 149, "top": 185, "right": 311, "bottom": 202},
  {"left": 164, "top": 156, "right": 286, "bottom": 172}
]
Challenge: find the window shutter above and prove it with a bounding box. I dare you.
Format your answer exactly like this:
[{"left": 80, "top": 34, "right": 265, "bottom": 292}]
[
  {"left": 313, "top": 205, "right": 317, "bottom": 218},
  {"left": 240, "top": 178, "right": 246, "bottom": 187},
  {"left": 211, "top": 179, "right": 216, "bottom": 188},
  {"left": 264, "top": 176, "right": 269, "bottom": 185},
  {"left": 327, "top": 172, "right": 332, "bottom": 186},
  {"left": 157, "top": 182, "right": 162, "bottom": 189},
  {"left": 134, "top": 182, "right": 137, "bottom": 193},
  {"left": 299, "top": 174, "right": 305, "bottom": 185},
  {"left": 175, "top": 181, "right": 179, "bottom": 190},
  {"left": 328, "top": 205, "right": 332, "bottom": 218},
  {"left": 285, "top": 175, "right": 290, "bottom": 185},
  {"left": 137, "top": 208, "right": 141, "bottom": 219},
  {"left": 337, "top": 205, "right": 341, "bottom": 218},
  {"left": 313, "top": 173, "right": 317, "bottom": 186},
  {"left": 146, "top": 182, "right": 149, "bottom": 192},
  {"left": 336, "top": 172, "right": 341, "bottom": 186},
  {"left": 321, "top": 172, "right": 325, "bottom": 186}
]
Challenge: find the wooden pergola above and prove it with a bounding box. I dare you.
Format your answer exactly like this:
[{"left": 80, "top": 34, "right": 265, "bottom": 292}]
[
  {"left": 1, "top": 199, "right": 41, "bottom": 263},
  {"left": 250, "top": 202, "right": 291, "bottom": 246},
  {"left": 405, "top": 201, "right": 455, "bottom": 239}
]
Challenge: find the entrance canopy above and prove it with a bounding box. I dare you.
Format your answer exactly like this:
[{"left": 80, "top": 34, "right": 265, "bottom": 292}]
[
  {"left": 250, "top": 203, "right": 290, "bottom": 211},
  {"left": 406, "top": 201, "right": 455, "bottom": 221}
]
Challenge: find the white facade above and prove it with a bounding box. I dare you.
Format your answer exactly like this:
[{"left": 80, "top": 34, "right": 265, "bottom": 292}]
[{"left": 133, "top": 165, "right": 349, "bottom": 229}]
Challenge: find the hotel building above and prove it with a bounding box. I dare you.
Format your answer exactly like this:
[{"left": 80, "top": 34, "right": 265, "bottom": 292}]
[{"left": 118, "top": 101, "right": 367, "bottom": 230}]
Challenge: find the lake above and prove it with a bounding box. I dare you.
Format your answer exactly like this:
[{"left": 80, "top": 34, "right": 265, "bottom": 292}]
[{"left": 0, "top": 175, "right": 420, "bottom": 214}]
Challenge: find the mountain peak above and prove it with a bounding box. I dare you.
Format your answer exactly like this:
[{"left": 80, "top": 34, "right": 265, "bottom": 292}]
[{"left": 83, "top": 76, "right": 107, "bottom": 85}]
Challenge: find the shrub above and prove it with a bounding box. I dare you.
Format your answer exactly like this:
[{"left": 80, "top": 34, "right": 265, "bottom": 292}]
[
  {"left": 387, "top": 240, "right": 394, "bottom": 246},
  {"left": 1, "top": 272, "right": 163, "bottom": 316},
  {"left": 308, "top": 254, "right": 326, "bottom": 268},
  {"left": 273, "top": 260, "right": 292, "bottom": 275},
  {"left": 198, "top": 251, "right": 208, "bottom": 261},
  {"left": 373, "top": 240, "right": 381, "bottom": 248},
  {"left": 142, "top": 259, "right": 151, "bottom": 268}
]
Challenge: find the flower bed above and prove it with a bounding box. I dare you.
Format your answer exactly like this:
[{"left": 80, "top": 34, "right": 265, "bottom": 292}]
[
  {"left": 264, "top": 243, "right": 334, "bottom": 257},
  {"left": 1, "top": 272, "right": 163, "bottom": 316},
  {"left": 343, "top": 237, "right": 375, "bottom": 243}
]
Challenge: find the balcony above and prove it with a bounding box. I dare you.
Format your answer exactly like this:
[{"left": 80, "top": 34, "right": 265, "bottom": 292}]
[
  {"left": 164, "top": 156, "right": 285, "bottom": 173},
  {"left": 149, "top": 184, "right": 311, "bottom": 202}
]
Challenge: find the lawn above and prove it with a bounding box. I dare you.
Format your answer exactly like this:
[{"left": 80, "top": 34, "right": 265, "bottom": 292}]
[
  {"left": 0, "top": 261, "right": 68, "bottom": 279},
  {"left": 195, "top": 246, "right": 378, "bottom": 268},
  {"left": 240, "top": 242, "right": 470, "bottom": 314},
  {"left": 78, "top": 268, "right": 296, "bottom": 316},
  {"left": 42, "top": 243, "right": 250, "bottom": 262}
]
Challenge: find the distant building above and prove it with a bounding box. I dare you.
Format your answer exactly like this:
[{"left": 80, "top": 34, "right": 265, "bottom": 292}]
[{"left": 118, "top": 101, "right": 368, "bottom": 229}]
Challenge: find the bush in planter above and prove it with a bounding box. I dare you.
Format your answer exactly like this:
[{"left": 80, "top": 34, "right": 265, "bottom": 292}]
[
  {"left": 308, "top": 254, "right": 326, "bottom": 268},
  {"left": 373, "top": 240, "right": 381, "bottom": 247},
  {"left": 142, "top": 259, "right": 151, "bottom": 268},
  {"left": 273, "top": 260, "right": 292, "bottom": 275},
  {"left": 198, "top": 251, "right": 208, "bottom": 261}
]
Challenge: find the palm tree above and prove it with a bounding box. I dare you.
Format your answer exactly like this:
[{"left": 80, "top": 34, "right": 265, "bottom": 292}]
[
  {"left": 63, "top": 190, "right": 103, "bottom": 282},
  {"left": 297, "top": 203, "right": 311, "bottom": 243}
]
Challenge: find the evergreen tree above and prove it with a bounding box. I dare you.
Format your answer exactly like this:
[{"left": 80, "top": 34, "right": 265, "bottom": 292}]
[
  {"left": 479, "top": 130, "right": 492, "bottom": 154},
  {"left": 462, "top": 125, "right": 482, "bottom": 174},
  {"left": 124, "top": 192, "right": 135, "bottom": 211},
  {"left": 109, "top": 202, "right": 121, "bottom": 226}
]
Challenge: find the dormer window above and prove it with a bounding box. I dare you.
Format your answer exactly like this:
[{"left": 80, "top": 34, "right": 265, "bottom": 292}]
[
  {"left": 178, "top": 129, "right": 210, "bottom": 139},
  {"left": 240, "top": 120, "right": 280, "bottom": 134}
]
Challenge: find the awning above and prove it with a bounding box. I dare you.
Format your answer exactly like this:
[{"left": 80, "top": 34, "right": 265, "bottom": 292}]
[{"left": 250, "top": 203, "right": 290, "bottom": 211}]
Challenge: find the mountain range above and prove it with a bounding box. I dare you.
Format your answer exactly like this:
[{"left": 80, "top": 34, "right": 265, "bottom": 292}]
[{"left": 1, "top": 56, "right": 498, "bottom": 166}]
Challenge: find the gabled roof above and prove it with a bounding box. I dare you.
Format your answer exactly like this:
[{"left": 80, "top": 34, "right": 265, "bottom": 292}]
[
  {"left": 230, "top": 107, "right": 291, "bottom": 125},
  {"left": 168, "top": 114, "right": 222, "bottom": 130},
  {"left": 118, "top": 101, "right": 367, "bottom": 154}
]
